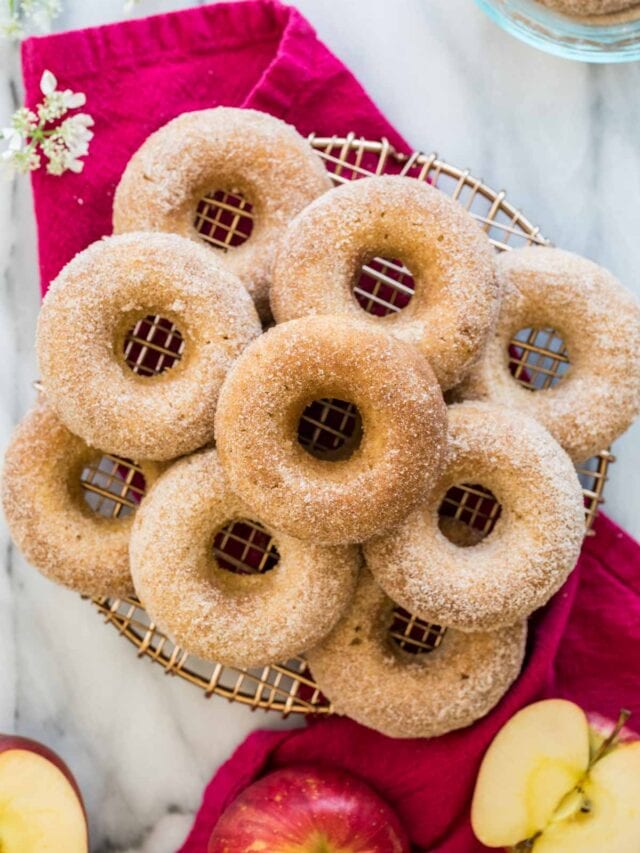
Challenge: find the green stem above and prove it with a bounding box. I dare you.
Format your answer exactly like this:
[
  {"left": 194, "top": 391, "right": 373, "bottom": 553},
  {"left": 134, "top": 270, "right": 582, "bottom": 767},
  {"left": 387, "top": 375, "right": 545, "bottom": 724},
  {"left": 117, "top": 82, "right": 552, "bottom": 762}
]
[
  {"left": 590, "top": 709, "right": 631, "bottom": 767},
  {"left": 25, "top": 123, "right": 50, "bottom": 146}
]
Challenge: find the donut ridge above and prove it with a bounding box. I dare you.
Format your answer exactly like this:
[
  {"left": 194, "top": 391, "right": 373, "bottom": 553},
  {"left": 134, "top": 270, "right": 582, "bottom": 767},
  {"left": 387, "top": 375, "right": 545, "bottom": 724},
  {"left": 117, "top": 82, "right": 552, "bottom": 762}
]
[
  {"left": 306, "top": 571, "right": 527, "bottom": 739},
  {"left": 113, "top": 107, "right": 332, "bottom": 317},
  {"left": 37, "top": 232, "right": 261, "bottom": 461},
  {"left": 364, "top": 400, "right": 585, "bottom": 632},
  {"left": 270, "top": 175, "right": 498, "bottom": 390},
  {"left": 2, "top": 399, "right": 164, "bottom": 597},
  {"left": 130, "top": 447, "right": 360, "bottom": 668},
  {"left": 214, "top": 315, "right": 448, "bottom": 545},
  {"left": 459, "top": 246, "right": 640, "bottom": 463}
]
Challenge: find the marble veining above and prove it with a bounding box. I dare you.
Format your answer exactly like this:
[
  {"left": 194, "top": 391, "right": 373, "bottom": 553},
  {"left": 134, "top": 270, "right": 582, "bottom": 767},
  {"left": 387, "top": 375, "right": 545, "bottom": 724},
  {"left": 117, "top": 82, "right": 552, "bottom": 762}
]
[{"left": 1, "top": 1, "right": 639, "bottom": 850}]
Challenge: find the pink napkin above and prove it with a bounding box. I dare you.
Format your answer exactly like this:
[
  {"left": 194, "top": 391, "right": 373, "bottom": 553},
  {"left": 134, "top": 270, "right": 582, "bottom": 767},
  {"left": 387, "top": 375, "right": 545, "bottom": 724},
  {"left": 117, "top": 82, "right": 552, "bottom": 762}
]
[
  {"left": 21, "top": 0, "right": 407, "bottom": 294},
  {"left": 21, "top": 3, "right": 640, "bottom": 851},
  {"left": 179, "top": 515, "right": 640, "bottom": 853}
]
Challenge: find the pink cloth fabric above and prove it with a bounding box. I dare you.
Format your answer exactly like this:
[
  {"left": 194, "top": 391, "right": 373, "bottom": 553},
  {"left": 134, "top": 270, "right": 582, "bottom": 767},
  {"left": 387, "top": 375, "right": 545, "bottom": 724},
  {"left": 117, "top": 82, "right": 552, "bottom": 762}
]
[
  {"left": 21, "top": 0, "right": 407, "bottom": 294},
  {"left": 21, "top": 4, "right": 640, "bottom": 850},
  {"left": 180, "top": 515, "right": 640, "bottom": 853}
]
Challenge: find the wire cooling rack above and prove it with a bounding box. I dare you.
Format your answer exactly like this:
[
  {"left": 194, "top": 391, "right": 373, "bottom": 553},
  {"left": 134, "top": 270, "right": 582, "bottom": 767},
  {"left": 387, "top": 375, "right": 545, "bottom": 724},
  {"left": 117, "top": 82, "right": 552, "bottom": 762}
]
[{"left": 88, "top": 135, "right": 613, "bottom": 716}]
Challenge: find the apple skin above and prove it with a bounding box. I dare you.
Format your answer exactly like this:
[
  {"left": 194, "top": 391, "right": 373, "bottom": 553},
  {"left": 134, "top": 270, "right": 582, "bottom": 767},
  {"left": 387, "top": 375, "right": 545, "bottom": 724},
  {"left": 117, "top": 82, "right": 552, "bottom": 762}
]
[
  {"left": 0, "top": 732, "right": 89, "bottom": 852},
  {"left": 0, "top": 733, "right": 86, "bottom": 810},
  {"left": 587, "top": 711, "right": 639, "bottom": 748},
  {"left": 208, "top": 764, "right": 410, "bottom": 853}
]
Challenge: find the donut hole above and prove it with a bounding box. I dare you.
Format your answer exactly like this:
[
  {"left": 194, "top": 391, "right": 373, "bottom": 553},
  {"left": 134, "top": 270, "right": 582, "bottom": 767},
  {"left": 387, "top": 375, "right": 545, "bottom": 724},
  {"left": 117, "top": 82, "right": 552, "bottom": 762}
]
[
  {"left": 353, "top": 256, "right": 415, "bottom": 316},
  {"left": 80, "top": 455, "right": 146, "bottom": 519},
  {"left": 212, "top": 519, "right": 280, "bottom": 576},
  {"left": 194, "top": 189, "right": 254, "bottom": 250},
  {"left": 438, "top": 483, "right": 502, "bottom": 547},
  {"left": 509, "top": 327, "right": 570, "bottom": 390},
  {"left": 389, "top": 607, "right": 446, "bottom": 655},
  {"left": 297, "top": 398, "right": 363, "bottom": 460},
  {"left": 122, "top": 314, "right": 185, "bottom": 377}
]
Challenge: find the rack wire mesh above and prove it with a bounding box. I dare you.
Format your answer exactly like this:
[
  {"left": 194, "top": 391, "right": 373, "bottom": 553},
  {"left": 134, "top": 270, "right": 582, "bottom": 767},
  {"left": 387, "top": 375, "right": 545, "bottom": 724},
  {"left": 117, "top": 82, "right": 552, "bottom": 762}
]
[{"left": 89, "top": 136, "right": 613, "bottom": 716}]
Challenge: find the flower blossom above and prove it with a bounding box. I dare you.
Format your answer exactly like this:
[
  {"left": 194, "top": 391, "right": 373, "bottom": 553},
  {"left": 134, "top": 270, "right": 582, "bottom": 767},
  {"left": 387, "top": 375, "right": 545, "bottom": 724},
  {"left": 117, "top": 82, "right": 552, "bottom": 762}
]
[{"left": 0, "top": 70, "right": 93, "bottom": 176}]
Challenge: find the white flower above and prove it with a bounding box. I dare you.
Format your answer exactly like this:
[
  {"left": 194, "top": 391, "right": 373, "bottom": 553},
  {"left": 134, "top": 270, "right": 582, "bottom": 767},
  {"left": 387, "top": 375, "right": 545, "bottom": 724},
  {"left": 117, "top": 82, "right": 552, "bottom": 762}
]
[
  {"left": 1, "top": 68, "right": 93, "bottom": 177},
  {"left": 1, "top": 127, "right": 24, "bottom": 153},
  {"left": 40, "top": 69, "right": 57, "bottom": 96},
  {"left": 25, "top": 0, "right": 62, "bottom": 31},
  {"left": 37, "top": 72, "right": 87, "bottom": 122},
  {"left": 10, "top": 107, "right": 38, "bottom": 134},
  {"left": 2, "top": 147, "right": 41, "bottom": 174},
  {"left": 58, "top": 113, "right": 94, "bottom": 158},
  {"left": 2, "top": 0, "right": 61, "bottom": 40},
  {"left": 62, "top": 90, "right": 86, "bottom": 109},
  {"left": 0, "top": 17, "right": 22, "bottom": 39},
  {"left": 42, "top": 126, "right": 90, "bottom": 175}
]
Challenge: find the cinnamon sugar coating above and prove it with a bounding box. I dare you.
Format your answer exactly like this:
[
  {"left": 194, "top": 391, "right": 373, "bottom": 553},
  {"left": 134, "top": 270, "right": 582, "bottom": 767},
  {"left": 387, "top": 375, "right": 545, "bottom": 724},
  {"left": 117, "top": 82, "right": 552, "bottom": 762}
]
[
  {"left": 306, "top": 571, "right": 526, "bottom": 739},
  {"left": 2, "top": 399, "right": 164, "bottom": 597},
  {"left": 270, "top": 175, "right": 498, "bottom": 390},
  {"left": 458, "top": 247, "right": 640, "bottom": 463},
  {"left": 130, "top": 448, "right": 360, "bottom": 668},
  {"left": 37, "top": 232, "right": 261, "bottom": 462},
  {"left": 214, "top": 315, "right": 448, "bottom": 545},
  {"left": 539, "top": 0, "right": 638, "bottom": 14},
  {"left": 364, "top": 401, "right": 585, "bottom": 632},
  {"left": 113, "top": 108, "right": 332, "bottom": 318}
]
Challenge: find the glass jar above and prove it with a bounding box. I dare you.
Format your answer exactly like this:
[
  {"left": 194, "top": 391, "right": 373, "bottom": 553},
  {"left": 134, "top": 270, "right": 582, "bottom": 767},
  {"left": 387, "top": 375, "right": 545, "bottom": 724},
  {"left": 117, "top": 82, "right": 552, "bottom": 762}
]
[{"left": 475, "top": 0, "right": 640, "bottom": 62}]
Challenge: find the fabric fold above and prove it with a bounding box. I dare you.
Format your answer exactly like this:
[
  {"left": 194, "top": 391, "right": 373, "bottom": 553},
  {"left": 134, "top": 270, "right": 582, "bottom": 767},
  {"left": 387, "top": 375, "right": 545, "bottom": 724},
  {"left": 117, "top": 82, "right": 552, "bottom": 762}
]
[{"left": 180, "top": 515, "right": 640, "bottom": 853}]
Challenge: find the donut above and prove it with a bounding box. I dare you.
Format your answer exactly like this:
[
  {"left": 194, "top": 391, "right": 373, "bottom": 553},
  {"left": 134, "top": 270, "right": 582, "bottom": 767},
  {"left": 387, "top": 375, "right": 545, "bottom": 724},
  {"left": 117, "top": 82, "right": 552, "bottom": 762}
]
[
  {"left": 364, "top": 401, "right": 585, "bottom": 632},
  {"left": 214, "top": 315, "right": 448, "bottom": 545},
  {"left": 2, "top": 399, "right": 164, "bottom": 597},
  {"left": 539, "top": 0, "right": 638, "bottom": 15},
  {"left": 270, "top": 175, "right": 498, "bottom": 390},
  {"left": 306, "top": 571, "right": 527, "bottom": 739},
  {"left": 459, "top": 247, "right": 640, "bottom": 463},
  {"left": 37, "top": 232, "right": 261, "bottom": 462},
  {"left": 129, "top": 448, "right": 360, "bottom": 668},
  {"left": 113, "top": 108, "right": 332, "bottom": 318}
]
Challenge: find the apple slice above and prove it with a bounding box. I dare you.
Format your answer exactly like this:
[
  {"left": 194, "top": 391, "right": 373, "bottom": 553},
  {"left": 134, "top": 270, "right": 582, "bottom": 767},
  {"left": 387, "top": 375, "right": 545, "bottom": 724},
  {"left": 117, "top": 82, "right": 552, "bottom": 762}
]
[
  {"left": 471, "top": 699, "right": 591, "bottom": 846},
  {"left": 0, "top": 735, "right": 88, "bottom": 853},
  {"left": 533, "top": 742, "right": 640, "bottom": 852}
]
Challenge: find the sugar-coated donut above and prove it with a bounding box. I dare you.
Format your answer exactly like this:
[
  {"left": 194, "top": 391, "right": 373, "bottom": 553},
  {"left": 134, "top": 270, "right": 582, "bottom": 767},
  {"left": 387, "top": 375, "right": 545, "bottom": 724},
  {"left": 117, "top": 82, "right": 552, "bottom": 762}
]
[
  {"left": 306, "top": 571, "right": 527, "bottom": 739},
  {"left": 2, "top": 400, "right": 164, "bottom": 597},
  {"left": 130, "top": 448, "right": 360, "bottom": 668},
  {"left": 113, "top": 108, "right": 332, "bottom": 317},
  {"left": 37, "top": 232, "right": 261, "bottom": 462},
  {"left": 215, "top": 316, "right": 448, "bottom": 545},
  {"left": 459, "top": 247, "right": 640, "bottom": 463},
  {"left": 270, "top": 175, "right": 498, "bottom": 390},
  {"left": 364, "top": 401, "right": 585, "bottom": 632},
  {"left": 539, "top": 0, "right": 638, "bottom": 15}
]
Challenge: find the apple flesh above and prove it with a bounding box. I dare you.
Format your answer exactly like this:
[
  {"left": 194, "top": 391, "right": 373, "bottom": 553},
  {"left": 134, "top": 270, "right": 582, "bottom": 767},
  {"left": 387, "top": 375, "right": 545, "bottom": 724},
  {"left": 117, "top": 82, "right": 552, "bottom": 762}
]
[
  {"left": 471, "top": 699, "right": 640, "bottom": 851},
  {"left": 0, "top": 734, "right": 88, "bottom": 853},
  {"left": 208, "top": 764, "right": 409, "bottom": 853}
]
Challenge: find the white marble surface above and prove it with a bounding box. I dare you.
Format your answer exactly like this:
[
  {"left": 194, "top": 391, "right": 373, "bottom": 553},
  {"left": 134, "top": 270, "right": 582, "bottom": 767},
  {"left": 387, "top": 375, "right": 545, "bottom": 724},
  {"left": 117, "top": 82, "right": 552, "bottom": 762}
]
[{"left": 0, "top": 1, "right": 639, "bottom": 850}]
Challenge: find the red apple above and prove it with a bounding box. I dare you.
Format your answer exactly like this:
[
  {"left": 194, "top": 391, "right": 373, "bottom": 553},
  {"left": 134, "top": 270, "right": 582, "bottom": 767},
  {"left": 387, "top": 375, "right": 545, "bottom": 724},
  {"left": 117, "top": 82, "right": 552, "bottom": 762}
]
[
  {"left": 0, "top": 734, "right": 88, "bottom": 853},
  {"left": 208, "top": 764, "right": 409, "bottom": 853}
]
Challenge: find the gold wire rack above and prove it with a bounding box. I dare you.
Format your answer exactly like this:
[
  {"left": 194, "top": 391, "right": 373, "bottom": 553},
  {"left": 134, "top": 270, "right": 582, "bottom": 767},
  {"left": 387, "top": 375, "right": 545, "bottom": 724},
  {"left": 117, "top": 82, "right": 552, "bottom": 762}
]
[{"left": 88, "top": 135, "right": 613, "bottom": 716}]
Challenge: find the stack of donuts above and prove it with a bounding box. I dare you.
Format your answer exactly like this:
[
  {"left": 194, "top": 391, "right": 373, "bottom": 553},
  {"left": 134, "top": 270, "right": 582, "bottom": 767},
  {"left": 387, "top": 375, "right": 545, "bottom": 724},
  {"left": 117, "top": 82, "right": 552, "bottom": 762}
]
[{"left": 4, "top": 108, "right": 640, "bottom": 739}]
